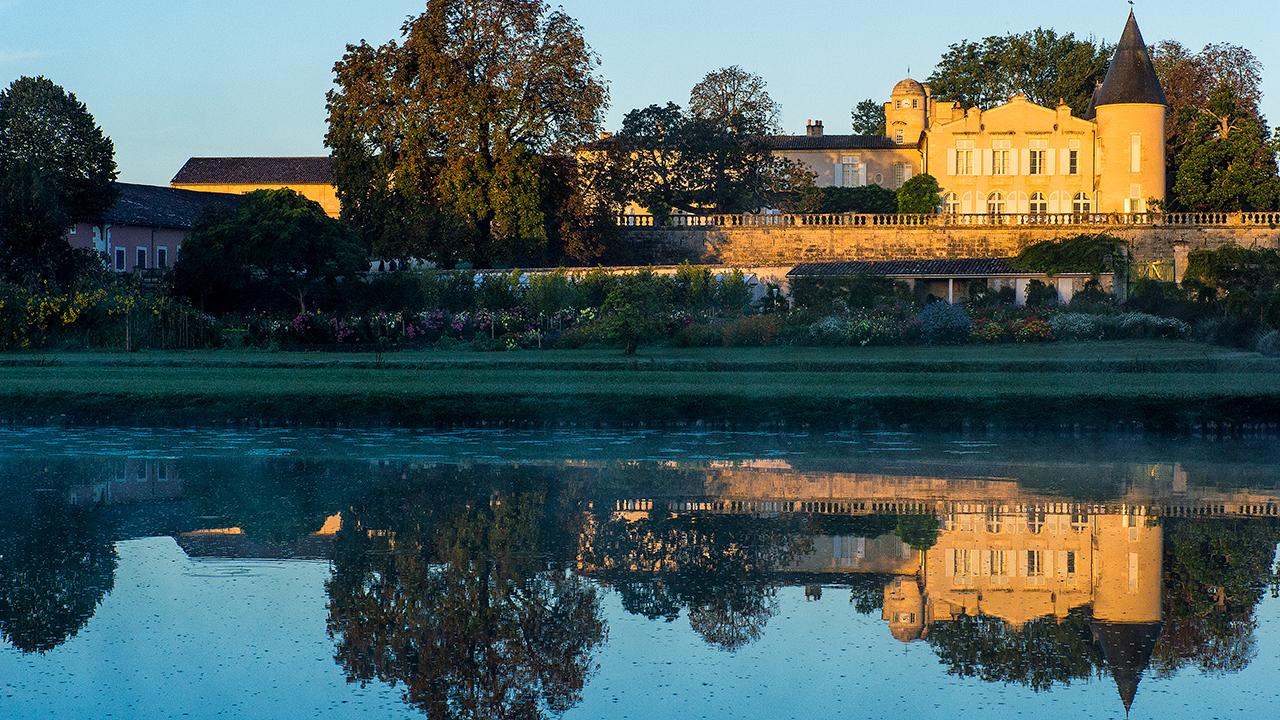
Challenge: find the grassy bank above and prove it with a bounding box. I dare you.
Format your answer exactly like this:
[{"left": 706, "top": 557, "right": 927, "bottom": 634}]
[{"left": 0, "top": 341, "right": 1277, "bottom": 431}]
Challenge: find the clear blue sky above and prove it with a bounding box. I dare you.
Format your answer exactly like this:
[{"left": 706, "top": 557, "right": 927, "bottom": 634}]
[{"left": 3, "top": 0, "right": 1277, "bottom": 185}]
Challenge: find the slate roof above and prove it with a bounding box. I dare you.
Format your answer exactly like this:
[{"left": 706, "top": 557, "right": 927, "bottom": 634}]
[
  {"left": 171, "top": 156, "right": 334, "bottom": 185},
  {"left": 103, "top": 183, "right": 242, "bottom": 230},
  {"left": 789, "top": 258, "right": 1024, "bottom": 278},
  {"left": 767, "top": 134, "right": 900, "bottom": 151},
  {"left": 1088, "top": 11, "right": 1167, "bottom": 117},
  {"left": 1091, "top": 621, "right": 1163, "bottom": 714}
]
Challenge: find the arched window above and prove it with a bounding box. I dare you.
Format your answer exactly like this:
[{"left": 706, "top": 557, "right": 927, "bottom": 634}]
[
  {"left": 987, "top": 192, "right": 1005, "bottom": 215},
  {"left": 1029, "top": 192, "right": 1048, "bottom": 214},
  {"left": 944, "top": 192, "right": 960, "bottom": 215},
  {"left": 1073, "top": 192, "right": 1092, "bottom": 214}
]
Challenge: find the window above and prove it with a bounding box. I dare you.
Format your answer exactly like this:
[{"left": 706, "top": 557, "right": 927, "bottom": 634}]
[
  {"left": 1028, "top": 139, "right": 1048, "bottom": 175},
  {"left": 158, "top": 464, "right": 168, "bottom": 481},
  {"left": 1068, "top": 139, "right": 1081, "bottom": 176},
  {"left": 1130, "top": 133, "right": 1142, "bottom": 173},
  {"left": 893, "top": 163, "right": 906, "bottom": 186},
  {"left": 911, "top": 98, "right": 919, "bottom": 109},
  {"left": 988, "top": 549, "right": 1009, "bottom": 577},
  {"left": 1026, "top": 550, "right": 1045, "bottom": 577},
  {"left": 944, "top": 193, "right": 961, "bottom": 215},
  {"left": 992, "top": 139, "right": 1011, "bottom": 175},
  {"left": 895, "top": 129, "right": 905, "bottom": 144},
  {"left": 114, "top": 248, "right": 126, "bottom": 272},
  {"left": 157, "top": 246, "right": 169, "bottom": 269},
  {"left": 956, "top": 140, "right": 975, "bottom": 175},
  {"left": 1027, "top": 509, "right": 1046, "bottom": 534},
  {"left": 1072, "top": 192, "right": 1092, "bottom": 215},
  {"left": 1065, "top": 551, "right": 1077, "bottom": 576},
  {"left": 1071, "top": 511, "right": 1089, "bottom": 533},
  {"left": 952, "top": 548, "right": 974, "bottom": 577},
  {"left": 136, "top": 247, "right": 148, "bottom": 270},
  {"left": 68, "top": 225, "right": 77, "bottom": 235},
  {"left": 987, "top": 192, "right": 1005, "bottom": 215},
  {"left": 985, "top": 508, "right": 1003, "bottom": 533},
  {"left": 839, "top": 155, "right": 862, "bottom": 188},
  {"left": 1029, "top": 192, "right": 1048, "bottom": 214}
]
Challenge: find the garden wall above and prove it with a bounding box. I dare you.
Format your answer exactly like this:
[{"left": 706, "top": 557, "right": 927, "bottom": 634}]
[{"left": 616, "top": 225, "right": 1280, "bottom": 266}]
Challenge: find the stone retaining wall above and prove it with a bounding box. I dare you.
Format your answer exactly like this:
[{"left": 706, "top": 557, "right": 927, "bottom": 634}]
[{"left": 617, "top": 225, "right": 1280, "bottom": 266}]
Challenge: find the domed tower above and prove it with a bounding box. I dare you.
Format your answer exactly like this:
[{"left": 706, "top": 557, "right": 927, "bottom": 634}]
[
  {"left": 885, "top": 78, "right": 928, "bottom": 145},
  {"left": 1089, "top": 11, "right": 1168, "bottom": 213}
]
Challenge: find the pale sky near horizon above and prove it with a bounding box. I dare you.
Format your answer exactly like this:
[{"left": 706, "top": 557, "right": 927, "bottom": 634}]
[{"left": 2, "top": 0, "right": 1277, "bottom": 186}]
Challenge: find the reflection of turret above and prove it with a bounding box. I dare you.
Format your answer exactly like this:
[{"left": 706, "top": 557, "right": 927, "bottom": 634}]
[
  {"left": 883, "top": 576, "right": 926, "bottom": 643},
  {"left": 1091, "top": 621, "right": 1162, "bottom": 715}
]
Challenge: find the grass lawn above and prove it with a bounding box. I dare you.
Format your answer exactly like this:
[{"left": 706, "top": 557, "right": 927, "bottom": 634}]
[{"left": 0, "top": 341, "right": 1277, "bottom": 430}]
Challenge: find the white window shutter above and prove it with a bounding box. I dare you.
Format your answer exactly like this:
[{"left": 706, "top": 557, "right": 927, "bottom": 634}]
[
  {"left": 1046, "top": 150, "right": 1056, "bottom": 176},
  {"left": 858, "top": 163, "right": 867, "bottom": 187},
  {"left": 1016, "top": 192, "right": 1028, "bottom": 214},
  {"left": 833, "top": 161, "right": 843, "bottom": 188},
  {"left": 902, "top": 164, "right": 913, "bottom": 182},
  {"left": 947, "top": 148, "right": 957, "bottom": 176},
  {"left": 983, "top": 149, "right": 994, "bottom": 176},
  {"left": 1048, "top": 192, "right": 1060, "bottom": 214},
  {"left": 1021, "top": 149, "right": 1031, "bottom": 176},
  {"left": 961, "top": 192, "right": 973, "bottom": 214},
  {"left": 1060, "top": 148, "right": 1071, "bottom": 174}
]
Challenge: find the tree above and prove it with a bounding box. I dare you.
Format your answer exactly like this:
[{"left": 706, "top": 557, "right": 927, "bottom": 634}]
[
  {"left": 782, "top": 184, "right": 898, "bottom": 214},
  {"left": 851, "top": 99, "right": 886, "bottom": 136},
  {"left": 174, "top": 189, "right": 367, "bottom": 314},
  {"left": 326, "top": 0, "right": 608, "bottom": 268},
  {"left": 689, "top": 66, "right": 780, "bottom": 135},
  {"left": 1154, "top": 42, "right": 1266, "bottom": 169},
  {"left": 0, "top": 162, "right": 70, "bottom": 285},
  {"left": 0, "top": 76, "right": 117, "bottom": 223},
  {"left": 1172, "top": 87, "right": 1280, "bottom": 212},
  {"left": 603, "top": 99, "right": 809, "bottom": 219},
  {"left": 896, "top": 173, "right": 943, "bottom": 214},
  {"left": 599, "top": 274, "right": 666, "bottom": 354},
  {"left": 926, "top": 29, "right": 1112, "bottom": 116}
]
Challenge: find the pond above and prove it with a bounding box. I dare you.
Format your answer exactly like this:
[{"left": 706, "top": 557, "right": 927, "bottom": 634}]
[{"left": 0, "top": 428, "right": 1277, "bottom": 719}]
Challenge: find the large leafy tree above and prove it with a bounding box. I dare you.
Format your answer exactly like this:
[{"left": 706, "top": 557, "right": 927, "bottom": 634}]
[
  {"left": 0, "top": 76, "right": 117, "bottom": 222},
  {"left": 326, "top": 0, "right": 608, "bottom": 268},
  {"left": 926, "top": 29, "right": 1112, "bottom": 116},
  {"left": 688, "top": 66, "right": 780, "bottom": 135},
  {"left": 174, "top": 189, "right": 367, "bottom": 314},
  {"left": 851, "top": 98, "right": 886, "bottom": 136}
]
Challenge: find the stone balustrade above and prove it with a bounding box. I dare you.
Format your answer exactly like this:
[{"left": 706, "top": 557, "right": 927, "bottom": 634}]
[{"left": 617, "top": 211, "right": 1280, "bottom": 229}]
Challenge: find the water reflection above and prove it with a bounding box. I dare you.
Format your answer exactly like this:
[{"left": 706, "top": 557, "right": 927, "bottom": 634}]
[{"left": 0, "top": 438, "right": 1278, "bottom": 718}]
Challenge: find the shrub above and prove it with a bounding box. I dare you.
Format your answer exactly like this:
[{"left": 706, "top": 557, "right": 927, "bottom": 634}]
[
  {"left": 1049, "top": 313, "right": 1105, "bottom": 341},
  {"left": 674, "top": 322, "right": 724, "bottom": 348},
  {"left": 1025, "top": 280, "right": 1059, "bottom": 308},
  {"left": 808, "top": 316, "right": 850, "bottom": 345},
  {"left": 970, "top": 320, "right": 1008, "bottom": 344},
  {"left": 1193, "top": 315, "right": 1260, "bottom": 348},
  {"left": 599, "top": 274, "right": 666, "bottom": 354},
  {"left": 917, "top": 302, "right": 972, "bottom": 345},
  {"left": 1013, "top": 317, "right": 1054, "bottom": 343},
  {"left": 721, "top": 315, "right": 780, "bottom": 347},
  {"left": 1258, "top": 330, "right": 1280, "bottom": 356},
  {"left": 847, "top": 311, "right": 903, "bottom": 346},
  {"left": 1115, "top": 312, "right": 1190, "bottom": 339}
]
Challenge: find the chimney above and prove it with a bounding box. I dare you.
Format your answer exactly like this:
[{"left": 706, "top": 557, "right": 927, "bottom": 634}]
[{"left": 806, "top": 120, "right": 824, "bottom": 137}]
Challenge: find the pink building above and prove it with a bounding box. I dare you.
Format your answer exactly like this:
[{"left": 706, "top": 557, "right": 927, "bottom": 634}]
[{"left": 66, "top": 183, "right": 240, "bottom": 272}]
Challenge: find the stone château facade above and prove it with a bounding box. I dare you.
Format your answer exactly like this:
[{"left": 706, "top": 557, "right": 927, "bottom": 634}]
[{"left": 773, "top": 11, "right": 1168, "bottom": 215}]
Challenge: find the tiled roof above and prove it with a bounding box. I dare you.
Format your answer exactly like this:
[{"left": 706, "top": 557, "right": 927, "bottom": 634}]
[
  {"left": 104, "top": 183, "right": 242, "bottom": 230},
  {"left": 767, "top": 134, "right": 900, "bottom": 151},
  {"left": 1090, "top": 12, "right": 1167, "bottom": 112},
  {"left": 171, "top": 156, "right": 334, "bottom": 185},
  {"left": 789, "top": 258, "right": 1023, "bottom": 277}
]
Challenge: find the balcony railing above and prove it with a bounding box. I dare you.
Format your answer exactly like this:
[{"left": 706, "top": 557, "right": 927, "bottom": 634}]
[{"left": 615, "top": 211, "right": 1280, "bottom": 229}]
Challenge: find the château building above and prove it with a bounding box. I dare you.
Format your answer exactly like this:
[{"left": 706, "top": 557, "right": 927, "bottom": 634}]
[{"left": 773, "top": 11, "right": 1167, "bottom": 215}]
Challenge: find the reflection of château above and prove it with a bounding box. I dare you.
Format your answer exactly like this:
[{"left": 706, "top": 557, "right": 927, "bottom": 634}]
[{"left": 594, "top": 462, "right": 1280, "bottom": 713}]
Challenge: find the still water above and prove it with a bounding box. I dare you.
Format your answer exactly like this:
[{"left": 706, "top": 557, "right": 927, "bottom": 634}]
[{"left": 0, "top": 428, "right": 1277, "bottom": 719}]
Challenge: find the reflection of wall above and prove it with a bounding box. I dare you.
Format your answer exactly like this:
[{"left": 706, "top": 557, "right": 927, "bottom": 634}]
[
  {"left": 785, "top": 534, "right": 918, "bottom": 575},
  {"left": 65, "top": 460, "right": 182, "bottom": 506},
  {"left": 923, "top": 510, "right": 1162, "bottom": 632}
]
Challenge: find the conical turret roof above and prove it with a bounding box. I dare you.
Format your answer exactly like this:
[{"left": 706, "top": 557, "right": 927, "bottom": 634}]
[
  {"left": 1089, "top": 11, "right": 1167, "bottom": 114},
  {"left": 1090, "top": 620, "right": 1163, "bottom": 714}
]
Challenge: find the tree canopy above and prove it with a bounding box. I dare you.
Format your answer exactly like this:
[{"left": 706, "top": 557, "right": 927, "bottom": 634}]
[
  {"left": 0, "top": 76, "right": 117, "bottom": 223},
  {"left": 925, "top": 29, "right": 1112, "bottom": 116},
  {"left": 174, "top": 189, "right": 367, "bottom": 314},
  {"left": 689, "top": 65, "right": 780, "bottom": 135},
  {"left": 326, "top": 0, "right": 608, "bottom": 268},
  {"left": 851, "top": 99, "right": 887, "bottom": 136}
]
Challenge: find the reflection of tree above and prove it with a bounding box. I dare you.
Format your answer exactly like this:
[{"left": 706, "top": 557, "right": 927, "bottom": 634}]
[
  {"left": 925, "top": 610, "right": 1105, "bottom": 691},
  {"left": 181, "top": 459, "right": 356, "bottom": 542},
  {"left": 0, "top": 493, "right": 117, "bottom": 653},
  {"left": 895, "top": 515, "right": 941, "bottom": 551},
  {"left": 1154, "top": 518, "right": 1280, "bottom": 675},
  {"left": 582, "top": 513, "right": 810, "bottom": 651},
  {"left": 326, "top": 473, "right": 604, "bottom": 720},
  {"left": 846, "top": 574, "right": 894, "bottom": 615}
]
